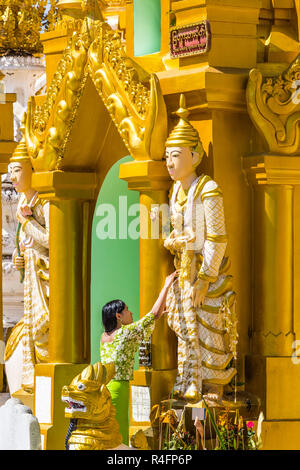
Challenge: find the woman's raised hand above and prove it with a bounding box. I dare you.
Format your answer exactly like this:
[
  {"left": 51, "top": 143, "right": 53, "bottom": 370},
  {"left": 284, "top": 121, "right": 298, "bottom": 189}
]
[
  {"left": 164, "top": 271, "right": 178, "bottom": 289},
  {"left": 152, "top": 271, "right": 178, "bottom": 319}
]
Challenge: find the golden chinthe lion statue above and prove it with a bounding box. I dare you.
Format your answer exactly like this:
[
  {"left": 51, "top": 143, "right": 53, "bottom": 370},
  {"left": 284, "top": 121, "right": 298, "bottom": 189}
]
[{"left": 61, "top": 362, "right": 128, "bottom": 450}]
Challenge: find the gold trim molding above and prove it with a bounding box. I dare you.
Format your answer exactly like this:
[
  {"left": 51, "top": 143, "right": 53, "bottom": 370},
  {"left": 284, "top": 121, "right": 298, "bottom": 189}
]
[
  {"left": 244, "top": 154, "right": 300, "bottom": 186},
  {"left": 32, "top": 171, "right": 97, "bottom": 200}
]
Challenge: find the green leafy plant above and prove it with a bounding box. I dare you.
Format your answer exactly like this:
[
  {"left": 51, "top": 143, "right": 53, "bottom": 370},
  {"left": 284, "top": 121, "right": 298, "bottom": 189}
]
[
  {"left": 215, "top": 410, "right": 262, "bottom": 450},
  {"left": 163, "top": 430, "right": 197, "bottom": 450}
]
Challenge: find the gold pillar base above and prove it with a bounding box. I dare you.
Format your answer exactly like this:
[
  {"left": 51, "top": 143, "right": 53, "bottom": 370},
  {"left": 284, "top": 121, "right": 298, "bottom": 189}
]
[
  {"left": 34, "top": 363, "right": 88, "bottom": 450},
  {"left": 129, "top": 368, "right": 177, "bottom": 449},
  {"left": 246, "top": 356, "right": 300, "bottom": 421},
  {"left": 261, "top": 421, "right": 300, "bottom": 450}
]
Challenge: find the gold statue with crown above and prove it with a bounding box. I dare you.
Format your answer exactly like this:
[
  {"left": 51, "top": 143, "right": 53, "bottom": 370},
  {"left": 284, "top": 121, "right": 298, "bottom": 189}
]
[
  {"left": 164, "top": 94, "right": 238, "bottom": 403},
  {"left": 4, "top": 138, "right": 50, "bottom": 395}
]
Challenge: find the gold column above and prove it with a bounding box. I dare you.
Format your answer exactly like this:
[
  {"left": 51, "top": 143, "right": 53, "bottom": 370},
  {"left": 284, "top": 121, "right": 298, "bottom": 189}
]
[
  {"left": 32, "top": 170, "right": 96, "bottom": 364},
  {"left": 49, "top": 199, "right": 87, "bottom": 363},
  {"left": 31, "top": 170, "right": 96, "bottom": 449},
  {"left": 0, "top": 91, "right": 16, "bottom": 392},
  {"left": 119, "top": 160, "right": 177, "bottom": 439},
  {"left": 244, "top": 155, "right": 300, "bottom": 357},
  {"left": 245, "top": 55, "right": 300, "bottom": 448},
  {"left": 252, "top": 184, "right": 294, "bottom": 356},
  {"left": 244, "top": 155, "right": 300, "bottom": 449},
  {"left": 139, "top": 190, "right": 177, "bottom": 372}
]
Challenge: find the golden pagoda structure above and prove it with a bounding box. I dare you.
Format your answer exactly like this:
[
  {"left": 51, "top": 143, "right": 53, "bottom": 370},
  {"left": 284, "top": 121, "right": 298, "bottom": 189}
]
[{"left": 1, "top": 0, "right": 300, "bottom": 450}]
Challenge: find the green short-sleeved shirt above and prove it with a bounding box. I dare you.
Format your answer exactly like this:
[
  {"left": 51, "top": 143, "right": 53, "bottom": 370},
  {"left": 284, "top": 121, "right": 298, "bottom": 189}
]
[{"left": 100, "top": 312, "right": 155, "bottom": 381}]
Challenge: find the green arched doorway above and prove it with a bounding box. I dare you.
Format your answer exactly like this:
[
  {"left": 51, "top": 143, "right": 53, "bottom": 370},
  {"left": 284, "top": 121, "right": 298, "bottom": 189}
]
[{"left": 90, "top": 155, "right": 140, "bottom": 363}]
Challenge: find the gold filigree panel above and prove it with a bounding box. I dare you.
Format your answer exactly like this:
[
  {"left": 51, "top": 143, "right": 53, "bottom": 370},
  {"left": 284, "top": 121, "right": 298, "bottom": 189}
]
[
  {"left": 247, "top": 55, "right": 300, "bottom": 155},
  {"left": 25, "top": 30, "right": 89, "bottom": 171},
  {"left": 88, "top": 22, "right": 167, "bottom": 161},
  {"left": 24, "top": 9, "right": 167, "bottom": 171}
]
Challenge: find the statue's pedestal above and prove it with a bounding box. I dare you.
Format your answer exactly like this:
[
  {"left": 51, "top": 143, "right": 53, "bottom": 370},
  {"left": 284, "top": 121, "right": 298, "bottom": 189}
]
[
  {"left": 156, "top": 391, "right": 261, "bottom": 450},
  {"left": 162, "top": 390, "right": 261, "bottom": 417},
  {"left": 129, "top": 367, "right": 177, "bottom": 447}
]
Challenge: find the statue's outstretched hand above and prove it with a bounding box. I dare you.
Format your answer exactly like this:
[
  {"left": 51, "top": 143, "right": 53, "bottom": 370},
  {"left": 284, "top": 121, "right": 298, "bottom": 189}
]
[{"left": 190, "top": 278, "right": 209, "bottom": 308}]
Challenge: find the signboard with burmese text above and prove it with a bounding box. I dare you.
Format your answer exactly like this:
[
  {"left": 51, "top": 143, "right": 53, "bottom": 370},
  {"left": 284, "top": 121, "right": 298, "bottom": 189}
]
[{"left": 170, "top": 21, "right": 211, "bottom": 58}]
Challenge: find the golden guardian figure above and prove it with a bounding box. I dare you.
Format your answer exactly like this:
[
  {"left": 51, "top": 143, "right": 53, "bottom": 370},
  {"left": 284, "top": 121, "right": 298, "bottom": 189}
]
[
  {"left": 164, "top": 95, "right": 237, "bottom": 403},
  {"left": 4, "top": 140, "right": 50, "bottom": 395}
]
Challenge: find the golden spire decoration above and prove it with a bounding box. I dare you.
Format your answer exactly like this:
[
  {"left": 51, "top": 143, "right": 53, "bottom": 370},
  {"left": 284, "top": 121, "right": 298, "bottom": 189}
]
[
  {"left": 166, "top": 94, "right": 204, "bottom": 157},
  {"left": 10, "top": 139, "right": 31, "bottom": 164},
  {"left": 0, "top": 1, "right": 60, "bottom": 56},
  {"left": 10, "top": 116, "right": 31, "bottom": 164}
]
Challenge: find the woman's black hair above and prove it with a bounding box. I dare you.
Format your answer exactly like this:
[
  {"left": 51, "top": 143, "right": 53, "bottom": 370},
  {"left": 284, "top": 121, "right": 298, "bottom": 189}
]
[{"left": 102, "top": 299, "right": 126, "bottom": 333}]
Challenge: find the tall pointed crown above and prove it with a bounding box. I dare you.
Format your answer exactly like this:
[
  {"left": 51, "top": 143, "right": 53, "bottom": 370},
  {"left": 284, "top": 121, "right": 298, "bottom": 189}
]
[
  {"left": 10, "top": 139, "right": 31, "bottom": 164},
  {"left": 10, "top": 117, "right": 31, "bottom": 164},
  {"left": 166, "top": 94, "right": 204, "bottom": 157}
]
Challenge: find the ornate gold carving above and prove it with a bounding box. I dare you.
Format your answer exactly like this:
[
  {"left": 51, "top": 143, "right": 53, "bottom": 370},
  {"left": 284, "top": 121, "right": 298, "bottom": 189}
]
[
  {"left": 0, "top": 1, "right": 60, "bottom": 56},
  {"left": 247, "top": 56, "right": 300, "bottom": 155},
  {"left": 23, "top": 4, "right": 167, "bottom": 171},
  {"left": 25, "top": 30, "right": 90, "bottom": 171},
  {"left": 88, "top": 21, "right": 167, "bottom": 160},
  {"left": 54, "top": 17, "right": 83, "bottom": 33},
  {"left": 55, "top": 0, "right": 83, "bottom": 32}
]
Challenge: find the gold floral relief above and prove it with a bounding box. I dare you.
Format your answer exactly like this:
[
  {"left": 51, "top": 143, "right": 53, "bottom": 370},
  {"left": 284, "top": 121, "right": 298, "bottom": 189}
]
[{"left": 246, "top": 55, "right": 300, "bottom": 155}]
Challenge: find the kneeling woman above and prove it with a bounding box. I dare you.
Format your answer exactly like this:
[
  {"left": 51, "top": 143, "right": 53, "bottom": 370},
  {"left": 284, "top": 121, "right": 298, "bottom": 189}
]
[{"left": 100, "top": 272, "right": 177, "bottom": 445}]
